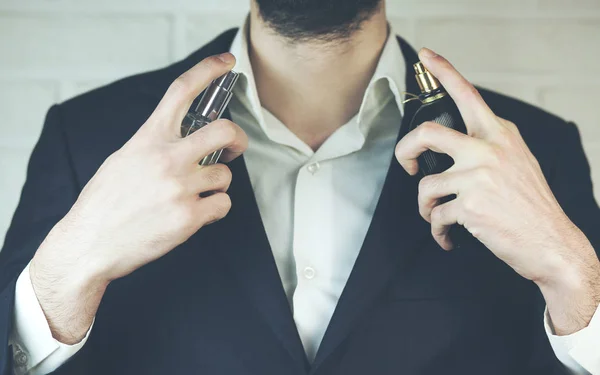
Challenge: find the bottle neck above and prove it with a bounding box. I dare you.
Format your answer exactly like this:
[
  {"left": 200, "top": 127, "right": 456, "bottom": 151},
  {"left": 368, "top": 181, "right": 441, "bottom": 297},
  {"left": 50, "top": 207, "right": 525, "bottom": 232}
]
[{"left": 418, "top": 87, "right": 448, "bottom": 104}]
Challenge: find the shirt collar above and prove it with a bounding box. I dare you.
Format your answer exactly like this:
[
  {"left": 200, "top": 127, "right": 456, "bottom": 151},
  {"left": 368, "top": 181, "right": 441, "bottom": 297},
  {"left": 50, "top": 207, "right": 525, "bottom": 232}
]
[
  {"left": 229, "top": 18, "right": 407, "bottom": 155},
  {"left": 358, "top": 23, "right": 406, "bottom": 125},
  {"left": 229, "top": 19, "right": 270, "bottom": 137}
]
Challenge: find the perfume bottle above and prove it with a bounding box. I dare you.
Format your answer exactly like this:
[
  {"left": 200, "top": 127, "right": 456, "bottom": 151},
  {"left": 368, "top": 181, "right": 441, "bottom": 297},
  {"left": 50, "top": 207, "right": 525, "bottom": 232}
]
[
  {"left": 409, "top": 62, "right": 468, "bottom": 176},
  {"left": 181, "top": 70, "right": 240, "bottom": 165},
  {"left": 408, "top": 62, "right": 472, "bottom": 246}
]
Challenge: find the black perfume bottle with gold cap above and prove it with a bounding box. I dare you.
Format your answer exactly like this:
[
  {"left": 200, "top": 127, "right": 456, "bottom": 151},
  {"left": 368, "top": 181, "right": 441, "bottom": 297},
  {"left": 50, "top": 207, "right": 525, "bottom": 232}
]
[
  {"left": 408, "top": 62, "right": 472, "bottom": 246},
  {"left": 408, "top": 62, "right": 468, "bottom": 176}
]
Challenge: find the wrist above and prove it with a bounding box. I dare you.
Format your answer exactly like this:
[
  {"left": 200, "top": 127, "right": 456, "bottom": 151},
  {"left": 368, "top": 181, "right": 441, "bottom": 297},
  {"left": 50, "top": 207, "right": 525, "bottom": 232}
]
[
  {"left": 30, "top": 255, "right": 108, "bottom": 344},
  {"left": 36, "top": 215, "right": 113, "bottom": 283},
  {"left": 534, "top": 215, "right": 597, "bottom": 286},
  {"left": 29, "top": 249, "right": 110, "bottom": 304},
  {"left": 535, "top": 234, "right": 600, "bottom": 335},
  {"left": 29, "top": 223, "right": 110, "bottom": 344}
]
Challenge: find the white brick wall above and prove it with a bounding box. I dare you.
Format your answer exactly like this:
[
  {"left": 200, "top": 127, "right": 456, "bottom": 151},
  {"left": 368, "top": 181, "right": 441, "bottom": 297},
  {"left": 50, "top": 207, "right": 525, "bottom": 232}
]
[{"left": 1, "top": 0, "right": 599, "bottom": 245}]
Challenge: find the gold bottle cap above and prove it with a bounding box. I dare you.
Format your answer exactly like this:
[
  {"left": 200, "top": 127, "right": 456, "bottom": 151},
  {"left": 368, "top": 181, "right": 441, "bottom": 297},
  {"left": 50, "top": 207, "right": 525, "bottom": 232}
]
[{"left": 414, "top": 61, "right": 441, "bottom": 94}]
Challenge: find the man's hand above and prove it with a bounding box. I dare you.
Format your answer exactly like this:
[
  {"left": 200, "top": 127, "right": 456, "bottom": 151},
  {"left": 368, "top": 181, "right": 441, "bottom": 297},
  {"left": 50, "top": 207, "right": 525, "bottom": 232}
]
[
  {"left": 395, "top": 48, "right": 600, "bottom": 335},
  {"left": 29, "top": 52, "right": 248, "bottom": 344}
]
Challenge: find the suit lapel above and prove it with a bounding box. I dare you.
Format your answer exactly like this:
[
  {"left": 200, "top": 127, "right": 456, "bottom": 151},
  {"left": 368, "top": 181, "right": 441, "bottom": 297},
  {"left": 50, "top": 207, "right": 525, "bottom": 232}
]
[
  {"left": 144, "top": 30, "right": 435, "bottom": 374},
  {"left": 214, "top": 112, "right": 310, "bottom": 374},
  {"left": 311, "top": 37, "right": 431, "bottom": 370},
  {"left": 143, "top": 29, "right": 309, "bottom": 373}
]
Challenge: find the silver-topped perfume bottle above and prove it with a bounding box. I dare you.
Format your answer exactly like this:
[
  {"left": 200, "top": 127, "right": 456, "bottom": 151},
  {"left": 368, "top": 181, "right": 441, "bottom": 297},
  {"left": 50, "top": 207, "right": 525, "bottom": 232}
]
[{"left": 181, "top": 70, "right": 240, "bottom": 165}]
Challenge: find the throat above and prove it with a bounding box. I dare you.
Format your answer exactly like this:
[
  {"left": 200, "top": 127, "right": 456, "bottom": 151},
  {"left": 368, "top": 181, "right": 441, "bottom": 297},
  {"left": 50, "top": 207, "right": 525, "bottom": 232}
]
[
  {"left": 248, "top": 2, "right": 389, "bottom": 152},
  {"left": 278, "top": 112, "right": 354, "bottom": 152},
  {"left": 260, "top": 87, "right": 365, "bottom": 152}
]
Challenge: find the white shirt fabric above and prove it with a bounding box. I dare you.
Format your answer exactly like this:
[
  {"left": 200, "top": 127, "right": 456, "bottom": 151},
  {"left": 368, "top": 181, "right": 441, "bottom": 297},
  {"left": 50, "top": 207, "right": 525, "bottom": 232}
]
[{"left": 9, "top": 22, "right": 600, "bottom": 375}]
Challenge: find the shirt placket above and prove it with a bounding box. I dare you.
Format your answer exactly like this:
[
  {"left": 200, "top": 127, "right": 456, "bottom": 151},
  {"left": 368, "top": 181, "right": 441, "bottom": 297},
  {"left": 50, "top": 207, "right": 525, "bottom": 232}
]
[{"left": 292, "top": 155, "right": 336, "bottom": 360}]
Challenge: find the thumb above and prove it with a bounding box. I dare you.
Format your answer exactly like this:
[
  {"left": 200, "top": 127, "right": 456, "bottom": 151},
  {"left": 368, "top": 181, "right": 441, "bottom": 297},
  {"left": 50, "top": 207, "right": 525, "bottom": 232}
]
[
  {"left": 418, "top": 48, "right": 496, "bottom": 137},
  {"left": 147, "top": 53, "right": 236, "bottom": 139}
]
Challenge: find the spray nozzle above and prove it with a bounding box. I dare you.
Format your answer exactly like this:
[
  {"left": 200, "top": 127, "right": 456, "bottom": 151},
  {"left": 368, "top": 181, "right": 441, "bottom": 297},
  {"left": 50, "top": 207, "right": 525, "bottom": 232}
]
[{"left": 413, "top": 62, "right": 441, "bottom": 94}]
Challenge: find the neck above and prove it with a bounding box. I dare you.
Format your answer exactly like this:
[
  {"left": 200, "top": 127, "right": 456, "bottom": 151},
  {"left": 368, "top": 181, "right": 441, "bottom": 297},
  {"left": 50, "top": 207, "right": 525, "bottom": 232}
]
[{"left": 248, "top": 2, "right": 388, "bottom": 151}]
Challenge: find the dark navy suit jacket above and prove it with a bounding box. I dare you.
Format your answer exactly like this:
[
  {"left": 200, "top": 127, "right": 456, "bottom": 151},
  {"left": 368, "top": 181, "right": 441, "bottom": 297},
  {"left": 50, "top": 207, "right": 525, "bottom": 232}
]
[{"left": 1, "top": 29, "right": 599, "bottom": 375}]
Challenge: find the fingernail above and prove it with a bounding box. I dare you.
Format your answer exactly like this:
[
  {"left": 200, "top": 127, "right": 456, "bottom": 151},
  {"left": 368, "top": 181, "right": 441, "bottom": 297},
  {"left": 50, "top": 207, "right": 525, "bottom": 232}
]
[
  {"left": 420, "top": 47, "right": 438, "bottom": 59},
  {"left": 217, "top": 52, "right": 234, "bottom": 64}
]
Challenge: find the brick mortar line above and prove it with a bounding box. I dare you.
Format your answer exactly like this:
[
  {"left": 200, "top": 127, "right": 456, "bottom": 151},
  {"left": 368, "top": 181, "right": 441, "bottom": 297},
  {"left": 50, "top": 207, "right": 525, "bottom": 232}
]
[
  {"left": 0, "top": 6, "right": 248, "bottom": 14},
  {"left": 3, "top": 72, "right": 600, "bottom": 84},
  {"left": 0, "top": 6, "right": 599, "bottom": 18}
]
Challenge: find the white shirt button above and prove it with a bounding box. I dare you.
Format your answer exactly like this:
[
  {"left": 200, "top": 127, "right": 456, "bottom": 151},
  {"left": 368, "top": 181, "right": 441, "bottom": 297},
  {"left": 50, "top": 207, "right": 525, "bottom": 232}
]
[
  {"left": 303, "top": 267, "right": 316, "bottom": 279},
  {"left": 306, "top": 162, "right": 320, "bottom": 174},
  {"left": 14, "top": 346, "right": 28, "bottom": 367}
]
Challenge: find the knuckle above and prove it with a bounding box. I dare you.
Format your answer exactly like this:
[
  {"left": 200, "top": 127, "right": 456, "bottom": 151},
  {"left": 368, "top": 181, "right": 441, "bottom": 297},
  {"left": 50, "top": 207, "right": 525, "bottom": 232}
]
[
  {"left": 418, "top": 175, "right": 449, "bottom": 222},
  {"left": 431, "top": 222, "right": 446, "bottom": 238},
  {"left": 418, "top": 176, "right": 434, "bottom": 204},
  {"left": 460, "top": 85, "right": 481, "bottom": 102},
  {"left": 164, "top": 178, "right": 187, "bottom": 199},
  {"left": 482, "top": 144, "right": 503, "bottom": 167},
  {"left": 418, "top": 176, "right": 429, "bottom": 196},
  {"left": 475, "top": 166, "right": 494, "bottom": 185},
  {"left": 394, "top": 142, "right": 406, "bottom": 161},
  {"left": 147, "top": 149, "right": 170, "bottom": 173},
  {"left": 204, "top": 164, "right": 230, "bottom": 186},
  {"left": 189, "top": 127, "right": 210, "bottom": 149},
  {"left": 418, "top": 201, "right": 429, "bottom": 221},
  {"left": 215, "top": 164, "right": 233, "bottom": 185},
  {"left": 462, "top": 195, "right": 481, "bottom": 218},
  {"left": 418, "top": 122, "right": 437, "bottom": 138},
  {"left": 154, "top": 149, "right": 177, "bottom": 175},
  {"left": 171, "top": 205, "right": 197, "bottom": 234},
  {"left": 206, "top": 194, "right": 232, "bottom": 222},
  {"left": 204, "top": 169, "right": 220, "bottom": 186},
  {"left": 170, "top": 75, "right": 194, "bottom": 97},
  {"left": 430, "top": 204, "right": 444, "bottom": 224},
  {"left": 503, "top": 119, "right": 520, "bottom": 133},
  {"left": 200, "top": 55, "right": 223, "bottom": 73},
  {"left": 215, "top": 120, "right": 238, "bottom": 142},
  {"left": 496, "top": 124, "right": 512, "bottom": 142},
  {"left": 215, "top": 194, "right": 232, "bottom": 215},
  {"left": 176, "top": 204, "right": 196, "bottom": 225},
  {"left": 416, "top": 122, "right": 443, "bottom": 144},
  {"left": 220, "top": 164, "right": 233, "bottom": 184},
  {"left": 496, "top": 122, "right": 519, "bottom": 145},
  {"left": 197, "top": 56, "right": 230, "bottom": 82}
]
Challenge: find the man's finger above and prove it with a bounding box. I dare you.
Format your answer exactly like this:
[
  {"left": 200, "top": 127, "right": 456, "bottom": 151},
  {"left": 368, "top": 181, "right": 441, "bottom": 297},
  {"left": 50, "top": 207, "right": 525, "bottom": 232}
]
[
  {"left": 151, "top": 53, "right": 236, "bottom": 136},
  {"left": 395, "top": 121, "right": 481, "bottom": 175},
  {"left": 191, "top": 163, "right": 233, "bottom": 194},
  {"left": 418, "top": 48, "right": 495, "bottom": 137},
  {"left": 430, "top": 199, "right": 461, "bottom": 251},
  {"left": 418, "top": 171, "right": 463, "bottom": 223},
  {"left": 180, "top": 119, "right": 248, "bottom": 164},
  {"left": 196, "top": 192, "right": 233, "bottom": 226}
]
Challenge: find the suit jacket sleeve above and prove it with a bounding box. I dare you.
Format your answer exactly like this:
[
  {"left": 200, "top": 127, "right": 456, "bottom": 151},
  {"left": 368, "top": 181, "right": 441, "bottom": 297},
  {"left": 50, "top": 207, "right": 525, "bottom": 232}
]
[
  {"left": 549, "top": 123, "right": 600, "bottom": 256},
  {"left": 541, "top": 122, "right": 600, "bottom": 374},
  {"left": 0, "top": 104, "right": 80, "bottom": 375}
]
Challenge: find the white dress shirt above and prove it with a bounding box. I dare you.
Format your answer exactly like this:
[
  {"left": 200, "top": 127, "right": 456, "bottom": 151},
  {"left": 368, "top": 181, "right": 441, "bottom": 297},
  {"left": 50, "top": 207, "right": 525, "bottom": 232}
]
[{"left": 9, "top": 22, "right": 600, "bottom": 375}]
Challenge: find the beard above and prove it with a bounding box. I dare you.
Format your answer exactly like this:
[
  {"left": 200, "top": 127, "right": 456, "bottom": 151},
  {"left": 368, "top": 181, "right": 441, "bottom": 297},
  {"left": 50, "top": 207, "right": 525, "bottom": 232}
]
[{"left": 254, "top": 0, "right": 383, "bottom": 43}]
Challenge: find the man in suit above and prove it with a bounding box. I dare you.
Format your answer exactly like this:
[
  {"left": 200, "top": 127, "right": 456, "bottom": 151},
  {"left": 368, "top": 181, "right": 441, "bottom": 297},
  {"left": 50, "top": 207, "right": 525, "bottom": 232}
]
[{"left": 1, "top": 0, "right": 599, "bottom": 374}]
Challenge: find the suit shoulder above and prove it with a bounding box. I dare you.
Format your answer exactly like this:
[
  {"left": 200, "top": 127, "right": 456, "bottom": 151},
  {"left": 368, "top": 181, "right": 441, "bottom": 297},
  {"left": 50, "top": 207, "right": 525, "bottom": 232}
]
[
  {"left": 476, "top": 87, "right": 585, "bottom": 181},
  {"left": 54, "top": 63, "right": 177, "bottom": 156},
  {"left": 46, "top": 28, "right": 238, "bottom": 182},
  {"left": 60, "top": 66, "right": 173, "bottom": 116},
  {"left": 57, "top": 27, "right": 239, "bottom": 124},
  {"left": 477, "top": 87, "right": 574, "bottom": 136}
]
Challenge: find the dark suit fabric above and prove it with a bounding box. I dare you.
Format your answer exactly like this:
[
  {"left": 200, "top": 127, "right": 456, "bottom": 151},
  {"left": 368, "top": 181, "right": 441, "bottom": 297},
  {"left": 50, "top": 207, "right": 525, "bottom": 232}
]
[{"left": 0, "top": 29, "right": 598, "bottom": 375}]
